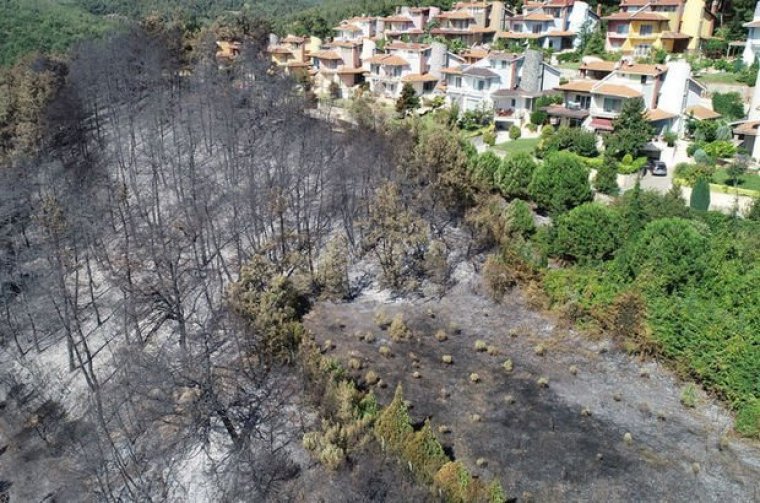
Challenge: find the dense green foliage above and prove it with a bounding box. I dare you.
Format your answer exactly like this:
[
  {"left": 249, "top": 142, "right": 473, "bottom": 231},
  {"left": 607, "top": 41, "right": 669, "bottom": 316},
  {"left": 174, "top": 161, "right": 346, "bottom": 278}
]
[
  {"left": 396, "top": 82, "right": 420, "bottom": 115},
  {"left": 690, "top": 178, "right": 711, "bottom": 211},
  {"left": 538, "top": 125, "right": 598, "bottom": 158},
  {"left": 552, "top": 203, "right": 622, "bottom": 264},
  {"left": 605, "top": 98, "right": 654, "bottom": 159},
  {"left": 529, "top": 152, "right": 592, "bottom": 214},
  {"left": 0, "top": 0, "right": 117, "bottom": 66},
  {"left": 594, "top": 154, "right": 619, "bottom": 195},
  {"left": 712, "top": 92, "right": 745, "bottom": 120},
  {"left": 494, "top": 152, "right": 537, "bottom": 199}
]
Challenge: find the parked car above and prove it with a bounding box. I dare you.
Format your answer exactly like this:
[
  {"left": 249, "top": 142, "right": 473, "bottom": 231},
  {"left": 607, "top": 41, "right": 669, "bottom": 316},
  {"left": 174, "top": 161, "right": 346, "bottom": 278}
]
[{"left": 651, "top": 160, "right": 667, "bottom": 176}]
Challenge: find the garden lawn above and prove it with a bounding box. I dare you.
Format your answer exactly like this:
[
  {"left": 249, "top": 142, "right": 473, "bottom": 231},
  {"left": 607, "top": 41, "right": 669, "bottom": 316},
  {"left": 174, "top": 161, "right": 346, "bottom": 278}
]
[
  {"left": 696, "top": 72, "right": 744, "bottom": 85},
  {"left": 494, "top": 138, "right": 540, "bottom": 156},
  {"left": 712, "top": 168, "right": 760, "bottom": 192}
]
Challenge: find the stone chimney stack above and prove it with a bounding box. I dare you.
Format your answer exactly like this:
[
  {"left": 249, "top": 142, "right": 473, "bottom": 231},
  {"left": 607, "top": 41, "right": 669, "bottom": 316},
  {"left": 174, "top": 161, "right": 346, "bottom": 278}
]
[
  {"left": 521, "top": 49, "right": 543, "bottom": 92},
  {"left": 428, "top": 42, "right": 447, "bottom": 79}
]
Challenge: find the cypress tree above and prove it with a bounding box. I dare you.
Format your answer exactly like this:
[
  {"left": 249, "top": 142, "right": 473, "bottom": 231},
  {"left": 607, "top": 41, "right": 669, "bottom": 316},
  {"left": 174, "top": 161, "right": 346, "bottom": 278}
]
[{"left": 689, "top": 177, "right": 710, "bottom": 211}]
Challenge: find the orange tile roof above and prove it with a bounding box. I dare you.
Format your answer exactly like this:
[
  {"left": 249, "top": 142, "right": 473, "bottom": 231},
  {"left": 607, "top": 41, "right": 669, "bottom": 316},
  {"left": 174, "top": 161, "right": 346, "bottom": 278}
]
[
  {"left": 337, "top": 66, "right": 367, "bottom": 74},
  {"left": 603, "top": 11, "right": 670, "bottom": 21},
  {"left": 330, "top": 41, "right": 361, "bottom": 48},
  {"left": 547, "top": 30, "right": 576, "bottom": 37},
  {"left": 685, "top": 105, "right": 721, "bottom": 120},
  {"left": 594, "top": 83, "right": 642, "bottom": 98},
  {"left": 523, "top": 13, "right": 555, "bottom": 21},
  {"left": 455, "top": 1, "right": 492, "bottom": 7},
  {"left": 402, "top": 73, "right": 440, "bottom": 82},
  {"left": 557, "top": 80, "right": 596, "bottom": 92},
  {"left": 334, "top": 23, "right": 362, "bottom": 32},
  {"left": 281, "top": 35, "right": 305, "bottom": 44},
  {"left": 440, "top": 67, "right": 464, "bottom": 75},
  {"left": 366, "top": 54, "right": 410, "bottom": 66},
  {"left": 734, "top": 120, "right": 760, "bottom": 136},
  {"left": 386, "top": 42, "right": 431, "bottom": 50},
  {"left": 384, "top": 15, "right": 414, "bottom": 22},
  {"left": 645, "top": 108, "right": 677, "bottom": 121},
  {"left": 496, "top": 31, "right": 542, "bottom": 39},
  {"left": 469, "top": 26, "right": 498, "bottom": 33},
  {"left": 437, "top": 10, "right": 476, "bottom": 19},
  {"left": 621, "top": 0, "right": 683, "bottom": 4},
  {"left": 312, "top": 50, "right": 342, "bottom": 60},
  {"left": 744, "top": 20, "right": 760, "bottom": 28}
]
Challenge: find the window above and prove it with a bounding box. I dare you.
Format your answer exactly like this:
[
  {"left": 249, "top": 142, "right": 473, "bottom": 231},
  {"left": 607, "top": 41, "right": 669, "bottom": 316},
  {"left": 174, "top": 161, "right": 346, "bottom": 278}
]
[
  {"left": 371, "top": 64, "right": 379, "bottom": 74},
  {"left": 635, "top": 44, "right": 652, "bottom": 56},
  {"left": 577, "top": 95, "right": 590, "bottom": 108},
  {"left": 501, "top": 60, "right": 507, "bottom": 69},
  {"left": 641, "top": 75, "right": 647, "bottom": 84},
  {"left": 616, "top": 24, "right": 629, "bottom": 35},
  {"left": 532, "top": 24, "right": 542, "bottom": 34},
  {"left": 603, "top": 97, "right": 622, "bottom": 113},
  {"left": 639, "top": 24, "right": 653, "bottom": 36},
  {"left": 455, "top": 76, "right": 462, "bottom": 87},
  {"left": 393, "top": 67, "right": 402, "bottom": 77},
  {"left": 477, "top": 79, "right": 486, "bottom": 91},
  {"left": 423, "top": 81, "right": 435, "bottom": 92},
  {"left": 510, "top": 99, "right": 516, "bottom": 107}
]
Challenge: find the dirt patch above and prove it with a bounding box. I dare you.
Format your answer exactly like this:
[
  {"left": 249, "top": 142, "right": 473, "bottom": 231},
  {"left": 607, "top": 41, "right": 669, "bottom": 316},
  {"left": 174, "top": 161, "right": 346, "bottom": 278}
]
[{"left": 304, "top": 275, "right": 760, "bottom": 502}]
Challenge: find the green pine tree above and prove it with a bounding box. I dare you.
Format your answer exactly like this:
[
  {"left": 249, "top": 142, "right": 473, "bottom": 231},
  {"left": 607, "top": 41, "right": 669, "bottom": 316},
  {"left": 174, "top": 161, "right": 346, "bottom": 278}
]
[{"left": 396, "top": 82, "right": 420, "bottom": 116}]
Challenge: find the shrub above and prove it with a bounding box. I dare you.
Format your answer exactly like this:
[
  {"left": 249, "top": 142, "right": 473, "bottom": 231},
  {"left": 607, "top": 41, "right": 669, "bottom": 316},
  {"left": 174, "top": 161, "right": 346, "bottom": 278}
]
[
  {"left": 442, "top": 355, "right": 453, "bottom": 364},
  {"left": 317, "top": 235, "right": 350, "bottom": 299},
  {"left": 702, "top": 140, "right": 737, "bottom": 159},
  {"left": 374, "top": 385, "right": 413, "bottom": 453},
  {"left": 365, "top": 370, "right": 379, "bottom": 385},
  {"left": 594, "top": 154, "right": 619, "bottom": 195},
  {"left": 616, "top": 155, "right": 647, "bottom": 175},
  {"left": 503, "top": 199, "right": 536, "bottom": 239},
  {"left": 379, "top": 345, "right": 392, "bottom": 357},
  {"left": 712, "top": 91, "right": 745, "bottom": 120},
  {"left": 403, "top": 420, "right": 448, "bottom": 481},
  {"left": 474, "top": 151, "right": 502, "bottom": 184},
  {"left": 494, "top": 152, "right": 538, "bottom": 198},
  {"left": 482, "top": 129, "right": 496, "bottom": 147},
  {"left": 526, "top": 123, "right": 537, "bottom": 132},
  {"left": 509, "top": 124, "right": 522, "bottom": 140},
  {"left": 458, "top": 106, "right": 493, "bottom": 130},
  {"left": 540, "top": 124, "right": 555, "bottom": 138},
  {"left": 674, "top": 162, "right": 713, "bottom": 185},
  {"left": 663, "top": 130, "right": 677, "bottom": 147},
  {"left": 530, "top": 109, "right": 547, "bottom": 126},
  {"left": 502, "top": 359, "right": 513, "bottom": 372},
  {"left": 435, "top": 329, "right": 448, "bottom": 341},
  {"left": 615, "top": 218, "right": 709, "bottom": 293},
  {"left": 736, "top": 399, "right": 760, "bottom": 438},
  {"left": 389, "top": 314, "right": 411, "bottom": 341},
  {"left": 690, "top": 177, "right": 711, "bottom": 211},
  {"left": 529, "top": 152, "right": 593, "bottom": 214},
  {"left": 540, "top": 126, "right": 598, "bottom": 157},
  {"left": 552, "top": 203, "right": 623, "bottom": 264},
  {"left": 474, "top": 340, "right": 487, "bottom": 352},
  {"left": 693, "top": 148, "right": 712, "bottom": 165},
  {"left": 680, "top": 384, "right": 698, "bottom": 408},
  {"left": 469, "top": 373, "right": 480, "bottom": 383}
]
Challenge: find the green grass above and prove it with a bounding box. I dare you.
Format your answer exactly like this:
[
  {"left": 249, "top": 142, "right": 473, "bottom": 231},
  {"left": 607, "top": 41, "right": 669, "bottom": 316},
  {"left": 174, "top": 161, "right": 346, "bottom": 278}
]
[
  {"left": 712, "top": 168, "right": 760, "bottom": 192},
  {"left": 557, "top": 62, "right": 581, "bottom": 70},
  {"left": 493, "top": 138, "right": 540, "bottom": 156},
  {"left": 695, "top": 72, "right": 744, "bottom": 85}
]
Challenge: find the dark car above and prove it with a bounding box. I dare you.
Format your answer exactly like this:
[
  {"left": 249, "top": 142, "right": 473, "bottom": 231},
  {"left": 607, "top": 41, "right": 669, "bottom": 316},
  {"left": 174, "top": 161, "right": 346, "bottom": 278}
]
[{"left": 651, "top": 160, "right": 667, "bottom": 176}]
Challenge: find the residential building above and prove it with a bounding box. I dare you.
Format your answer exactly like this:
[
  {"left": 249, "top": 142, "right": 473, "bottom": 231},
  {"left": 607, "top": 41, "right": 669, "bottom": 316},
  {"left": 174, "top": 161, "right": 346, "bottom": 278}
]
[
  {"left": 334, "top": 17, "right": 382, "bottom": 41},
  {"left": 267, "top": 35, "right": 322, "bottom": 73},
  {"left": 547, "top": 59, "right": 705, "bottom": 133},
  {"left": 431, "top": 2, "right": 507, "bottom": 45},
  {"left": 742, "top": 2, "right": 760, "bottom": 65},
  {"left": 497, "top": 0, "right": 597, "bottom": 50},
  {"left": 312, "top": 41, "right": 365, "bottom": 98},
  {"left": 366, "top": 42, "right": 442, "bottom": 99},
  {"left": 382, "top": 13, "right": 425, "bottom": 41},
  {"left": 603, "top": 0, "right": 716, "bottom": 55},
  {"left": 733, "top": 69, "right": 760, "bottom": 159},
  {"left": 442, "top": 49, "right": 561, "bottom": 127}
]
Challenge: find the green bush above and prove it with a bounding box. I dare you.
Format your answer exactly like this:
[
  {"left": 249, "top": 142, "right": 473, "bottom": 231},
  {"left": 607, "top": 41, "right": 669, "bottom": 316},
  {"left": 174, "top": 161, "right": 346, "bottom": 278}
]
[
  {"left": 473, "top": 151, "right": 502, "bottom": 184},
  {"left": 403, "top": 420, "right": 448, "bottom": 482},
  {"left": 494, "top": 152, "right": 537, "bottom": 198},
  {"left": 663, "top": 130, "right": 677, "bottom": 147},
  {"left": 615, "top": 218, "right": 710, "bottom": 293},
  {"left": 712, "top": 92, "right": 745, "bottom": 120},
  {"left": 736, "top": 398, "right": 760, "bottom": 438},
  {"left": 702, "top": 140, "right": 737, "bottom": 159},
  {"left": 504, "top": 199, "right": 535, "bottom": 239},
  {"left": 374, "top": 385, "right": 413, "bottom": 454},
  {"left": 539, "top": 126, "right": 598, "bottom": 157},
  {"left": 617, "top": 155, "right": 648, "bottom": 175},
  {"left": 482, "top": 129, "right": 496, "bottom": 147},
  {"left": 509, "top": 124, "right": 522, "bottom": 140},
  {"left": 690, "top": 177, "right": 711, "bottom": 211},
  {"left": 552, "top": 203, "right": 623, "bottom": 264},
  {"left": 529, "top": 152, "right": 593, "bottom": 214},
  {"left": 530, "top": 109, "right": 548, "bottom": 126},
  {"left": 674, "top": 162, "right": 714, "bottom": 185}
]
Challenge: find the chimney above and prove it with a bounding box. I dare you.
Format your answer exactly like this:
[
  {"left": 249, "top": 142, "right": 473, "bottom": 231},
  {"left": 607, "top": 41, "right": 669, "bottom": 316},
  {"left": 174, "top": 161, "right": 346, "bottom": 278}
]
[{"left": 521, "top": 49, "right": 543, "bottom": 92}]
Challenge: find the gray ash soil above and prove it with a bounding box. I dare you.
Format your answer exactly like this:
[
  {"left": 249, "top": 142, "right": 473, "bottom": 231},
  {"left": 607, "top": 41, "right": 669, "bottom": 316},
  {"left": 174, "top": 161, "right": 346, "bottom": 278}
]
[{"left": 304, "top": 268, "right": 760, "bottom": 502}]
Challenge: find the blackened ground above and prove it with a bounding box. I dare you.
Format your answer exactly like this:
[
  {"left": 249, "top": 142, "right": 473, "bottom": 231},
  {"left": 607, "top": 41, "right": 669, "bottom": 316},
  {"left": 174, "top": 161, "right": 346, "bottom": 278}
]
[{"left": 304, "top": 267, "right": 760, "bottom": 502}]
